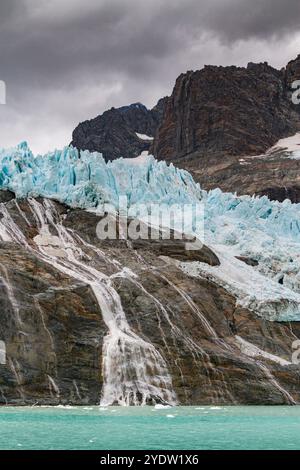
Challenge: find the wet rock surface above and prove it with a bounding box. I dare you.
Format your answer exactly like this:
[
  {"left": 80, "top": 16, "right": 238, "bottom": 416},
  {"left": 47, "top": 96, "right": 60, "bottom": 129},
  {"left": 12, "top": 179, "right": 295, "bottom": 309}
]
[
  {"left": 0, "top": 242, "right": 105, "bottom": 405},
  {"left": 0, "top": 196, "right": 300, "bottom": 405}
]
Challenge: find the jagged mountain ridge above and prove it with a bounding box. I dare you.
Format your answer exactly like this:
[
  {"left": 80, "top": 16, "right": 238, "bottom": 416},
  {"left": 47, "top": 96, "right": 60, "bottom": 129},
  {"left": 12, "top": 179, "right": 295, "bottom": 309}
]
[{"left": 71, "top": 55, "right": 300, "bottom": 202}]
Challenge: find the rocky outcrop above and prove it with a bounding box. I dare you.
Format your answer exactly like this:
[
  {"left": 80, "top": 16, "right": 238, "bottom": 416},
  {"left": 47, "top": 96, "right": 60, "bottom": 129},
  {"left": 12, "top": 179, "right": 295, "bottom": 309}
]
[
  {"left": 0, "top": 243, "right": 105, "bottom": 405},
  {"left": 0, "top": 190, "right": 15, "bottom": 203},
  {"left": 1, "top": 195, "right": 300, "bottom": 406},
  {"left": 71, "top": 99, "right": 167, "bottom": 161},
  {"left": 131, "top": 237, "right": 220, "bottom": 266},
  {"left": 178, "top": 150, "right": 300, "bottom": 202}
]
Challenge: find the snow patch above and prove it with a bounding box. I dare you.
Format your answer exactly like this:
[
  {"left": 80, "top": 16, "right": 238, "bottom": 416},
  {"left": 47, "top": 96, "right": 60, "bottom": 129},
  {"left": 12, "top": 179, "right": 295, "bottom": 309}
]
[
  {"left": 271, "top": 133, "right": 300, "bottom": 158},
  {"left": 255, "top": 132, "right": 300, "bottom": 160},
  {"left": 135, "top": 133, "right": 154, "bottom": 141}
]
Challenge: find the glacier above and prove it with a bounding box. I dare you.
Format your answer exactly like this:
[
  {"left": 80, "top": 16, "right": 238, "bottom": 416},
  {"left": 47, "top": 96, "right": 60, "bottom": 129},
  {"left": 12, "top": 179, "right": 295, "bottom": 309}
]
[
  {"left": 1, "top": 142, "right": 300, "bottom": 321},
  {"left": 0, "top": 143, "right": 201, "bottom": 208}
]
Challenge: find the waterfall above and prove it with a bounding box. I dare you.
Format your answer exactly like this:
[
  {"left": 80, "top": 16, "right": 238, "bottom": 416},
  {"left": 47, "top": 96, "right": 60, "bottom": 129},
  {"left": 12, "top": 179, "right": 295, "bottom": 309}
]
[{"left": 0, "top": 198, "right": 177, "bottom": 406}]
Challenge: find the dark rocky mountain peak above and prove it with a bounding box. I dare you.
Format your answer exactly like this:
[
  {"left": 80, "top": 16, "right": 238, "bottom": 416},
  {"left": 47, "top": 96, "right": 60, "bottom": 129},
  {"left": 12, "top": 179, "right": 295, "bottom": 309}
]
[{"left": 71, "top": 98, "right": 168, "bottom": 161}]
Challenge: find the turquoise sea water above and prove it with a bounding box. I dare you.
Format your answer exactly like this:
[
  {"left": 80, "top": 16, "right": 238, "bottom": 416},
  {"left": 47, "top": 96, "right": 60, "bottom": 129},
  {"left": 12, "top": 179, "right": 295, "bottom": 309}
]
[{"left": 0, "top": 406, "right": 300, "bottom": 450}]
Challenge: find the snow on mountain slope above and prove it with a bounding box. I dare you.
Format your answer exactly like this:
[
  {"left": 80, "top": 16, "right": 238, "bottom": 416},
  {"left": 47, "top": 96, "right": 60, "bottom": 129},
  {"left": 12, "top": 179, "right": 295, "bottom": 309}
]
[
  {"left": 1, "top": 142, "right": 300, "bottom": 321},
  {"left": 258, "top": 132, "right": 300, "bottom": 160}
]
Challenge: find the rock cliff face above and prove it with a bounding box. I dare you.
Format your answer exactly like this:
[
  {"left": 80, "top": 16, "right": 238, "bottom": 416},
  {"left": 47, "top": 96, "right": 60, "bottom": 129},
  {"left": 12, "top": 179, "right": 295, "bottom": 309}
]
[
  {"left": 1, "top": 194, "right": 300, "bottom": 406},
  {"left": 153, "top": 60, "right": 300, "bottom": 161},
  {"left": 71, "top": 99, "right": 167, "bottom": 161}
]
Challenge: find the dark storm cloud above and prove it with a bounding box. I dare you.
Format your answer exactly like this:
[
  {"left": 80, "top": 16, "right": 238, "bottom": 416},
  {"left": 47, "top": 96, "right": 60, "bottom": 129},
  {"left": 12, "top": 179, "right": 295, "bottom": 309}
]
[
  {"left": 0, "top": 0, "right": 26, "bottom": 24},
  {"left": 3, "top": 0, "right": 299, "bottom": 77},
  {"left": 0, "top": 0, "right": 299, "bottom": 153},
  {"left": 202, "top": 0, "right": 300, "bottom": 42}
]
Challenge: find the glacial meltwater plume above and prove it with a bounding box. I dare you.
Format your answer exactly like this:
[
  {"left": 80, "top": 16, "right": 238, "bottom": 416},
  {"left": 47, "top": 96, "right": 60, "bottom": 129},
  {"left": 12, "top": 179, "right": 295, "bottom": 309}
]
[{"left": 0, "top": 198, "right": 177, "bottom": 406}]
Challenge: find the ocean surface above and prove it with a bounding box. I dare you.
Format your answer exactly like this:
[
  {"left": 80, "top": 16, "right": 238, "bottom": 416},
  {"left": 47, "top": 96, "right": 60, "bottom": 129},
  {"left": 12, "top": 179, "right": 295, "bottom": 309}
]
[{"left": 0, "top": 406, "right": 300, "bottom": 450}]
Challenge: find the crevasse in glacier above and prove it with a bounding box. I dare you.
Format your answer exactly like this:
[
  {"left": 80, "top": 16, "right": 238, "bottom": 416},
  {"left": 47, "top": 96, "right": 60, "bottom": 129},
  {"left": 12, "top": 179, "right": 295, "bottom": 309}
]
[{"left": 1, "top": 142, "right": 300, "bottom": 321}]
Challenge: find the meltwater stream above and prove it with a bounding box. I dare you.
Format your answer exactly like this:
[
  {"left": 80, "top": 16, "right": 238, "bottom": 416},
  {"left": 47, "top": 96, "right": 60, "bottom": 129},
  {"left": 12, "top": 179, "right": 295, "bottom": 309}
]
[{"left": 0, "top": 198, "right": 177, "bottom": 406}]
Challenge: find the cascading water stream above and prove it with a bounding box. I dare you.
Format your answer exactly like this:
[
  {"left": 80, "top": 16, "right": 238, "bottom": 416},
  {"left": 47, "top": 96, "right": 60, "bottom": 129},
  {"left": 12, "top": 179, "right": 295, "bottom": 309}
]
[{"left": 0, "top": 199, "right": 177, "bottom": 406}]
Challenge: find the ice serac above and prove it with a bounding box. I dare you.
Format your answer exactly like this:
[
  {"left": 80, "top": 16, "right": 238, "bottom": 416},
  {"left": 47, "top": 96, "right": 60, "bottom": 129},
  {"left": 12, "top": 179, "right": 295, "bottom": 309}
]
[
  {"left": 68, "top": 55, "right": 300, "bottom": 202},
  {"left": 0, "top": 142, "right": 200, "bottom": 209},
  {"left": 1, "top": 142, "right": 300, "bottom": 405}
]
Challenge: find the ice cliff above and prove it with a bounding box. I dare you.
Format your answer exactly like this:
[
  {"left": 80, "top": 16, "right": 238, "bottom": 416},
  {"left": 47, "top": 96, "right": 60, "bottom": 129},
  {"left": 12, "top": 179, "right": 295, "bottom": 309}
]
[
  {"left": 1, "top": 142, "right": 300, "bottom": 321},
  {"left": 0, "top": 143, "right": 200, "bottom": 208}
]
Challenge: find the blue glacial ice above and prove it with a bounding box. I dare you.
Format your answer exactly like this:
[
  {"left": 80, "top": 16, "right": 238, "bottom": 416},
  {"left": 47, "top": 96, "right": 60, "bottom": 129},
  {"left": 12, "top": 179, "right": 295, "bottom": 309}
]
[
  {"left": 1, "top": 142, "right": 300, "bottom": 321},
  {"left": 0, "top": 143, "right": 201, "bottom": 208}
]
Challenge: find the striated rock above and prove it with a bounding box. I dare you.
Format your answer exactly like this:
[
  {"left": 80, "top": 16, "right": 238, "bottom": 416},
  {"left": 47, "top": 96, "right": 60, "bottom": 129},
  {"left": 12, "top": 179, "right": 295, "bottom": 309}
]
[
  {"left": 285, "top": 54, "right": 300, "bottom": 105},
  {"left": 0, "top": 242, "right": 105, "bottom": 405},
  {"left": 236, "top": 256, "right": 259, "bottom": 267},
  {"left": 0, "top": 197, "right": 300, "bottom": 405},
  {"left": 71, "top": 100, "right": 167, "bottom": 161}
]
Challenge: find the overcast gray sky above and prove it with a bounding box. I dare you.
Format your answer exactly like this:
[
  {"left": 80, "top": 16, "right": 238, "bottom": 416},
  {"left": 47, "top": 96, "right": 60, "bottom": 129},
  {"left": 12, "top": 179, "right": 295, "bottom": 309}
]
[{"left": 0, "top": 0, "right": 300, "bottom": 154}]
